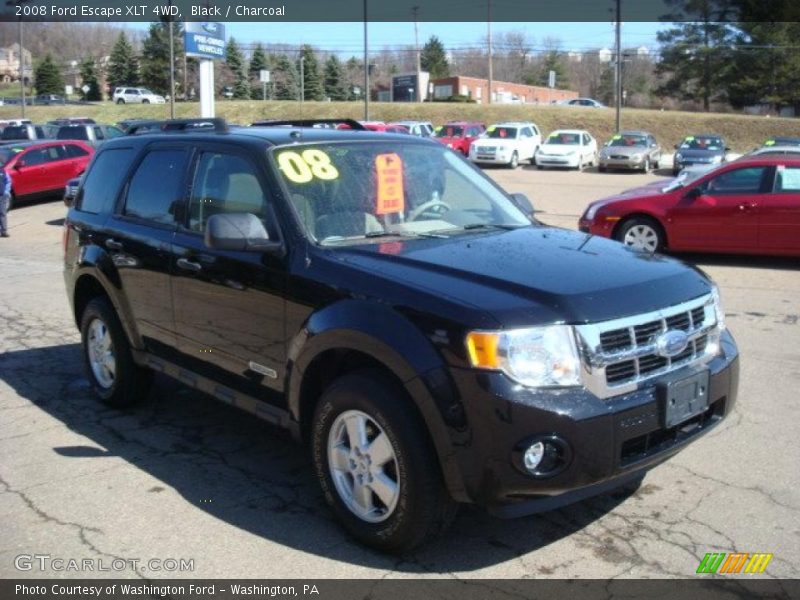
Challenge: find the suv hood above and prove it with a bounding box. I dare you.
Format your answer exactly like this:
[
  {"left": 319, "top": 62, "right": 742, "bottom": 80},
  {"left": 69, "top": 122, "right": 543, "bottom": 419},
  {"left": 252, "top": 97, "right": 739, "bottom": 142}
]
[
  {"left": 474, "top": 139, "right": 517, "bottom": 149},
  {"left": 332, "top": 227, "right": 710, "bottom": 326}
]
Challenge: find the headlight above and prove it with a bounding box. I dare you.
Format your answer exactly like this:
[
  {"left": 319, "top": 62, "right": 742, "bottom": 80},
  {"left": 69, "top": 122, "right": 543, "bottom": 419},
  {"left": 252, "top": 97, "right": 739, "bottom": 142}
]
[
  {"left": 674, "top": 153, "right": 683, "bottom": 162},
  {"left": 710, "top": 285, "right": 726, "bottom": 330},
  {"left": 565, "top": 150, "right": 577, "bottom": 156},
  {"left": 583, "top": 202, "right": 604, "bottom": 221},
  {"left": 632, "top": 153, "right": 643, "bottom": 161},
  {"left": 710, "top": 155, "right": 723, "bottom": 164},
  {"left": 466, "top": 326, "right": 581, "bottom": 387}
]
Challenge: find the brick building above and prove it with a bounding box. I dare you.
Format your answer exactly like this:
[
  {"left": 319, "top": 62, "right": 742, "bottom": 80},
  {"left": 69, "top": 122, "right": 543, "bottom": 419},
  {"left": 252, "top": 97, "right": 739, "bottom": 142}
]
[{"left": 429, "top": 76, "right": 578, "bottom": 105}]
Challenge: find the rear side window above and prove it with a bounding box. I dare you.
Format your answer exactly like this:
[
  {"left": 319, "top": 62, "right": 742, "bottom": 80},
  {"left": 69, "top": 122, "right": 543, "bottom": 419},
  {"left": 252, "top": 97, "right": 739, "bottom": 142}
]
[
  {"left": 124, "top": 149, "right": 188, "bottom": 225},
  {"left": 774, "top": 166, "right": 800, "bottom": 193},
  {"left": 64, "top": 144, "right": 89, "bottom": 158},
  {"left": 78, "top": 148, "right": 136, "bottom": 214},
  {"left": 57, "top": 127, "right": 89, "bottom": 141},
  {"left": 1, "top": 126, "right": 26, "bottom": 140}
]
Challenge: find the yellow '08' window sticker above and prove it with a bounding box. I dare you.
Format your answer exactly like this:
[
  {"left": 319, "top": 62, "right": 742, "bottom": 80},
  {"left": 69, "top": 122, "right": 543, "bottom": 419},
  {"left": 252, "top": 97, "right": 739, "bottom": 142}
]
[{"left": 277, "top": 149, "right": 339, "bottom": 183}]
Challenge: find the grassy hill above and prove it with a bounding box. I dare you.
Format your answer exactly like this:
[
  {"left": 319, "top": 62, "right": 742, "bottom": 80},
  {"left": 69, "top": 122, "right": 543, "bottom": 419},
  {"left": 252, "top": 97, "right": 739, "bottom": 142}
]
[{"left": 3, "top": 100, "right": 799, "bottom": 153}]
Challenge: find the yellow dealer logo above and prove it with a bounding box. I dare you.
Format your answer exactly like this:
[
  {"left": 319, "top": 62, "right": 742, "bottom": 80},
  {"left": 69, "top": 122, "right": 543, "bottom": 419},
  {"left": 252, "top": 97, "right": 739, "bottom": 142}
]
[{"left": 696, "top": 552, "right": 773, "bottom": 574}]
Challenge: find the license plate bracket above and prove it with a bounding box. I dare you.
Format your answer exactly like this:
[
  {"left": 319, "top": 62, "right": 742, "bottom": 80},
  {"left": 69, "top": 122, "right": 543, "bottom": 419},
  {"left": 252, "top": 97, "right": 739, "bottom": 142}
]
[{"left": 659, "top": 369, "right": 710, "bottom": 429}]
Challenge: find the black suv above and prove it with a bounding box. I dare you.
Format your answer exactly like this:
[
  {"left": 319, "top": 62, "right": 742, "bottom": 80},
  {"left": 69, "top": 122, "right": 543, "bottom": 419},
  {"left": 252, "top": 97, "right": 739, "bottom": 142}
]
[{"left": 63, "top": 118, "right": 739, "bottom": 552}]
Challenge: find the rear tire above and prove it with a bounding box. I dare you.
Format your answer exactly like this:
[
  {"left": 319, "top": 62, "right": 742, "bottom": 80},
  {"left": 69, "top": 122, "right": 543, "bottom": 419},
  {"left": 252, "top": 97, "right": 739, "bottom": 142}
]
[
  {"left": 599, "top": 165, "right": 607, "bottom": 173},
  {"left": 311, "top": 370, "right": 457, "bottom": 553},
  {"left": 80, "top": 297, "right": 152, "bottom": 407}
]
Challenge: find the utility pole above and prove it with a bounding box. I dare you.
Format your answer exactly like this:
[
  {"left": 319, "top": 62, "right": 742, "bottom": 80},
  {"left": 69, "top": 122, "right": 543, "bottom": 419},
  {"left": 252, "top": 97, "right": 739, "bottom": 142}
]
[
  {"left": 412, "top": 5, "right": 421, "bottom": 102},
  {"left": 363, "top": 0, "right": 369, "bottom": 120},
  {"left": 487, "top": 0, "right": 492, "bottom": 104},
  {"left": 299, "top": 55, "right": 305, "bottom": 104},
  {"left": 614, "top": 0, "right": 622, "bottom": 132},
  {"left": 18, "top": 13, "right": 25, "bottom": 118},
  {"left": 168, "top": 18, "right": 175, "bottom": 118}
]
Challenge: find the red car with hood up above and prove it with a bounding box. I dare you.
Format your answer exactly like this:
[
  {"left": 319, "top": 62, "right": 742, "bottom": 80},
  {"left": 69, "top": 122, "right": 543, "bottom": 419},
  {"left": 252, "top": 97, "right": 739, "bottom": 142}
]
[{"left": 433, "top": 121, "right": 486, "bottom": 155}]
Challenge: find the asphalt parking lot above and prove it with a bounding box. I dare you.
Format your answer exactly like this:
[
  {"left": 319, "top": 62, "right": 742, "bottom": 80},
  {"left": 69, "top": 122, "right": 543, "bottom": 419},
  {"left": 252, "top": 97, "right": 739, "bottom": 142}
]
[{"left": 1, "top": 166, "right": 798, "bottom": 579}]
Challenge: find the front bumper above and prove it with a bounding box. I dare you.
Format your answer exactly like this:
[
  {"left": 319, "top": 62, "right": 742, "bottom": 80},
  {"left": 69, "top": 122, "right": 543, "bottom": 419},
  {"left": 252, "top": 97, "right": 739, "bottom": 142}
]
[
  {"left": 536, "top": 154, "right": 579, "bottom": 167},
  {"left": 599, "top": 157, "right": 645, "bottom": 170},
  {"left": 470, "top": 154, "right": 512, "bottom": 165},
  {"left": 447, "top": 330, "right": 739, "bottom": 516}
]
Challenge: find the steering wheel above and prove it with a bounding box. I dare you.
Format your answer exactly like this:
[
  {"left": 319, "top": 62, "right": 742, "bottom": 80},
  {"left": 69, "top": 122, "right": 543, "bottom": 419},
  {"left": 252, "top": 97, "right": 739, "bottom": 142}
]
[{"left": 409, "top": 199, "right": 451, "bottom": 221}]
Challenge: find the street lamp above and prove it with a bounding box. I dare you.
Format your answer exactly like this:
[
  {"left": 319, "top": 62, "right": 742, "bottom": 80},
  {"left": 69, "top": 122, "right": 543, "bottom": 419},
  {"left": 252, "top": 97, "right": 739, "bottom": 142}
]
[{"left": 70, "top": 60, "right": 77, "bottom": 99}]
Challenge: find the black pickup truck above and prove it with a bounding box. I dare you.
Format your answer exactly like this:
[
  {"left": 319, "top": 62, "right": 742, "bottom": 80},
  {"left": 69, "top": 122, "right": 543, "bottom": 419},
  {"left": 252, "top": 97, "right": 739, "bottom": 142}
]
[{"left": 63, "top": 118, "right": 739, "bottom": 552}]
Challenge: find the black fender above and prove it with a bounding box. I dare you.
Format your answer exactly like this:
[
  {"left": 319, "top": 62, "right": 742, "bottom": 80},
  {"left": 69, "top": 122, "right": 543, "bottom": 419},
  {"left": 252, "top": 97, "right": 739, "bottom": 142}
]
[
  {"left": 287, "top": 299, "right": 470, "bottom": 502},
  {"left": 69, "top": 244, "right": 145, "bottom": 351}
]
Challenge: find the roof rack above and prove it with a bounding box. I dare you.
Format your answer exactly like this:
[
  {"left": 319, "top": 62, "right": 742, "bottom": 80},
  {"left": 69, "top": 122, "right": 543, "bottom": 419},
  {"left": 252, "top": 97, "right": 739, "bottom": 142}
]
[
  {"left": 127, "top": 118, "right": 228, "bottom": 135},
  {"left": 250, "top": 118, "right": 366, "bottom": 130}
]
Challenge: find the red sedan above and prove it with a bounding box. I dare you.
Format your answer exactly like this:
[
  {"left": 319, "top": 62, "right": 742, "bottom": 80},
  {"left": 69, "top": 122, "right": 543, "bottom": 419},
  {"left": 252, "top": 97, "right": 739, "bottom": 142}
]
[
  {"left": 0, "top": 140, "right": 93, "bottom": 208},
  {"left": 579, "top": 156, "right": 800, "bottom": 256}
]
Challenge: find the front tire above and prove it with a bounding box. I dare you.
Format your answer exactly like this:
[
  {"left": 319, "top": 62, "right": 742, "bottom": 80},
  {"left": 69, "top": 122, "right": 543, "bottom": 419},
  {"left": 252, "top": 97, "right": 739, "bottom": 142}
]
[
  {"left": 116, "top": 98, "right": 125, "bottom": 104},
  {"left": 80, "top": 297, "right": 152, "bottom": 407},
  {"left": 615, "top": 216, "right": 665, "bottom": 253},
  {"left": 142, "top": 99, "right": 150, "bottom": 104},
  {"left": 509, "top": 151, "right": 519, "bottom": 169},
  {"left": 311, "top": 370, "right": 457, "bottom": 553}
]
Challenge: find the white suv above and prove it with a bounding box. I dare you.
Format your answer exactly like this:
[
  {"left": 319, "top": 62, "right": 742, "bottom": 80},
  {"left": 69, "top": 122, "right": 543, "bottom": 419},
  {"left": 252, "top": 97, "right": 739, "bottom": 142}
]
[
  {"left": 113, "top": 87, "right": 166, "bottom": 105},
  {"left": 468, "top": 121, "right": 541, "bottom": 168}
]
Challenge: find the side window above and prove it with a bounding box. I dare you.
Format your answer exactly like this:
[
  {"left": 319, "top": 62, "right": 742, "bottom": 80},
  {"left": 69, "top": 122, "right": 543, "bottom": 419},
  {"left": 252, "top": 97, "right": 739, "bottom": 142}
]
[
  {"left": 35, "top": 126, "right": 44, "bottom": 138},
  {"left": 21, "top": 148, "right": 50, "bottom": 166},
  {"left": 105, "top": 126, "right": 124, "bottom": 139},
  {"left": 187, "top": 152, "right": 267, "bottom": 233},
  {"left": 124, "top": 149, "right": 188, "bottom": 225},
  {"left": 774, "top": 166, "right": 800, "bottom": 193},
  {"left": 48, "top": 145, "right": 67, "bottom": 161},
  {"left": 93, "top": 126, "right": 105, "bottom": 140},
  {"left": 583, "top": 134, "right": 591, "bottom": 145},
  {"left": 520, "top": 128, "right": 531, "bottom": 138},
  {"left": 704, "top": 167, "right": 768, "bottom": 195},
  {"left": 64, "top": 144, "right": 89, "bottom": 158},
  {"left": 78, "top": 148, "right": 136, "bottom": 214},
  {"left": 532, "top": 125, "right": 540, "bottom": 137}
]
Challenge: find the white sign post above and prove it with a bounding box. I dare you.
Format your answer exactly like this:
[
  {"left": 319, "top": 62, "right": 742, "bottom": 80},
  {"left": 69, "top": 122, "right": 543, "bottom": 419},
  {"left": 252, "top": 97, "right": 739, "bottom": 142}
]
[
  {"left": 260, "top": 70, "right": 270, "bottom": 101},
  {"left": 548, "top": 70, "right": 556, "bottom": 105},
  {"left": 185, "top": 22, "right": 226, "bottom": 118}
]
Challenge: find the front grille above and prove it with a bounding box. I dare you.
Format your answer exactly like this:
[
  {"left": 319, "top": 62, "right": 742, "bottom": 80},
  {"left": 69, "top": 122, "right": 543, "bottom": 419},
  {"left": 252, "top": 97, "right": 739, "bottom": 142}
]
[
  {"left": 477, "top": 147, "right": 496, "bottom": 154},
  {"left": 575, "top": 294, "right": 719, "bottom": 399},
  {"left": 610, "top": 154, "right": 630, "bottom": 160}
]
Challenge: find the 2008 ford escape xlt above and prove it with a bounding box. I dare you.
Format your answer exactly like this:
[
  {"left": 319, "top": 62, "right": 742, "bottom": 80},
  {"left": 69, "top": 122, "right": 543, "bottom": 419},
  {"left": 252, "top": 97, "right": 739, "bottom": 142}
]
[{"left": 63, "top": 119, "right": 739, "bottom": 552}]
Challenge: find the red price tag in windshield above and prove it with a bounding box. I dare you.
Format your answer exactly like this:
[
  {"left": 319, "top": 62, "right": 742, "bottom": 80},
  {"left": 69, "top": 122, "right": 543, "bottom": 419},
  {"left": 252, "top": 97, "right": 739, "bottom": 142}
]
[{"left": 375, "top": 153, "right": 405, "bottom": 215}]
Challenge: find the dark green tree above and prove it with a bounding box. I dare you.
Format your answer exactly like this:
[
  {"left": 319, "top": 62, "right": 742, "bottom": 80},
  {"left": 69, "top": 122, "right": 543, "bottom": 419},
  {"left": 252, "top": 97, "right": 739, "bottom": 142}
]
[
  {"left": 106, "top": 32, "right": 139, "bottom": 95},
  {"left": 655, "top": 0, "right": 737, "bottom": 110},
  {"left": 420, "top": 35, "right": 449, "bottom": 78},
  {"left": 323, "top": 55, "right": 346, "bottom": 100},
  {"left": 536, "top": 51, "right": 569, "bottom": 88},
  {"left": 78, "top": 58, "right": 102, "bottom": 101},
  {"left": 299, "top": 45, "right": 324, "bottom": 101},
  {"left": 139, "top": 20, "right": 184, "bottom": 97},
  {"left": 33, "top": 54, "right": 64, "bottom": 95},
  {"left": 272, "top": 54, "right": 299, "bottom": 100},
  {"left": 224, "top": 37, "right": 250, "bottom": 99}
]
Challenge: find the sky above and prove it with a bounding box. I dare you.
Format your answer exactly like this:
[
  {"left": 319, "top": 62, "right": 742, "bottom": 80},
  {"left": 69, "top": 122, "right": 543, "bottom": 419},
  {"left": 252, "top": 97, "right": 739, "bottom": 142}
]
[{"left": 128, "top": 21, "right": 665, "bottom": 55}]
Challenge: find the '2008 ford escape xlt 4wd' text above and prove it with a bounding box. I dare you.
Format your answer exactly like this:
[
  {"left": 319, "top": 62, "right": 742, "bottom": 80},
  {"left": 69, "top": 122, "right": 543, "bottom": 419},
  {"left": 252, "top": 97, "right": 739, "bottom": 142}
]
[{"left": 63, "top": 119, "right": 739, "bottom": 552}]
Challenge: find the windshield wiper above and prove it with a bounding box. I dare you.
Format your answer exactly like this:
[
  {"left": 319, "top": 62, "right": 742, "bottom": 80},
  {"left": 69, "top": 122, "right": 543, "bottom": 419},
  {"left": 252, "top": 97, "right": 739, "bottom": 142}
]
[{"left": 461, "top": 223, "right": 524, "bottom": 231}]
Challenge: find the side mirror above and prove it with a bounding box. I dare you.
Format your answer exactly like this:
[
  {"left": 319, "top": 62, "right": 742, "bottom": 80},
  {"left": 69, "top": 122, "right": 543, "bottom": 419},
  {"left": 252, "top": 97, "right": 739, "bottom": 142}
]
[
  {"left": 205, "top": 212, "right": 272, "bottom": 252},
  {"left": 683, "top": 187, "right": 702, "bottom": 201},
  {"left": 510, "top": 192, "right": 535, "bottom": 216},
  {"left": 673, "top": 144, "right": 679, "bottom": 150},
  {"left": 14, "top": 160, "right": 24, "bottom": 169},
  {"left": 725, "top": 146, "right": 731, "bottom": 152}
]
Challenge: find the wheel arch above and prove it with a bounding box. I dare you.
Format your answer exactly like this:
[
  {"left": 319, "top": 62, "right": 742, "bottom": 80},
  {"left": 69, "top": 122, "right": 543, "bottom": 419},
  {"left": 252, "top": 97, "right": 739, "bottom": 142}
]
[{"left": 287, "top": 300, "right": 470, "bottom": 501}]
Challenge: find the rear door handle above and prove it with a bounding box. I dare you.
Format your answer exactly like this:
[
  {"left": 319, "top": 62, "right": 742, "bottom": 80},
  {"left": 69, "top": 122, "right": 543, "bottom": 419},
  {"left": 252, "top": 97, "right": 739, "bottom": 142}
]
[
  {"left": 738, "top": 203, "right": 757, "bottom": 211},
  {"left": 176, "top": 258, "right": 202, "bottom": 273},
  {"left": 105, "top": 238, "right": 123, "bottom": 250}
]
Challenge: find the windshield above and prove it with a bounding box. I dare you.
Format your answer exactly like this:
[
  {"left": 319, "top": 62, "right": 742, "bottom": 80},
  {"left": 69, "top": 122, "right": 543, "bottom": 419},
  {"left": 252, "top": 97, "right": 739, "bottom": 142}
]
[
  {"left": 679, "top": 136, "right": 722, "bottom": 150},
  {"left": 486, "top": 127, "right": 518, "bottom": 139},
  {"left": 608, "top": 134, "right": 647, "bottom": 147},
  {"left": 662, "top": 168, "right": 709, "bottom": 193},
  {"left": 435, "top": 125, "right": 463, "bottom": 138},
  {"left": 545, "top": 132, "right": 580, "bottom": 145},
  {"left": 272, "top": 141, "right": 531, "bottom": 245}
]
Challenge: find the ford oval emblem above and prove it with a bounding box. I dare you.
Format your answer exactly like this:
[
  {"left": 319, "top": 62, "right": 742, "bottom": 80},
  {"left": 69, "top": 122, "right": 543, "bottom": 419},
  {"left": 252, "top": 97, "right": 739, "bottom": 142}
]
[{"left": 655, "top": 330, "right": 689, "bottom": 358}]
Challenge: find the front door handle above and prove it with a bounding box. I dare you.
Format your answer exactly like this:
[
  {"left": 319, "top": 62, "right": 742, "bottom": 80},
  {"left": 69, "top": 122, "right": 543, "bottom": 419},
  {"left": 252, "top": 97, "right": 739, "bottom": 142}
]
[
  {"left": 176, "top": 258, "right": 202, "bottom": 273},
  {"left": 105, "top": 238, "right": 123, "bottom": 250},
  {"left": 738, "top": 203, "right": 757, "bottom": 211}
]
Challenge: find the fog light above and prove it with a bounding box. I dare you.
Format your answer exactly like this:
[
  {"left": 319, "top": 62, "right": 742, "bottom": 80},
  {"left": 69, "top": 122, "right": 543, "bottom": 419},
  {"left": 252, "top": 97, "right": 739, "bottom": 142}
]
[{"left": 524, "top": 442, "right": 545, "bottom": 472}]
